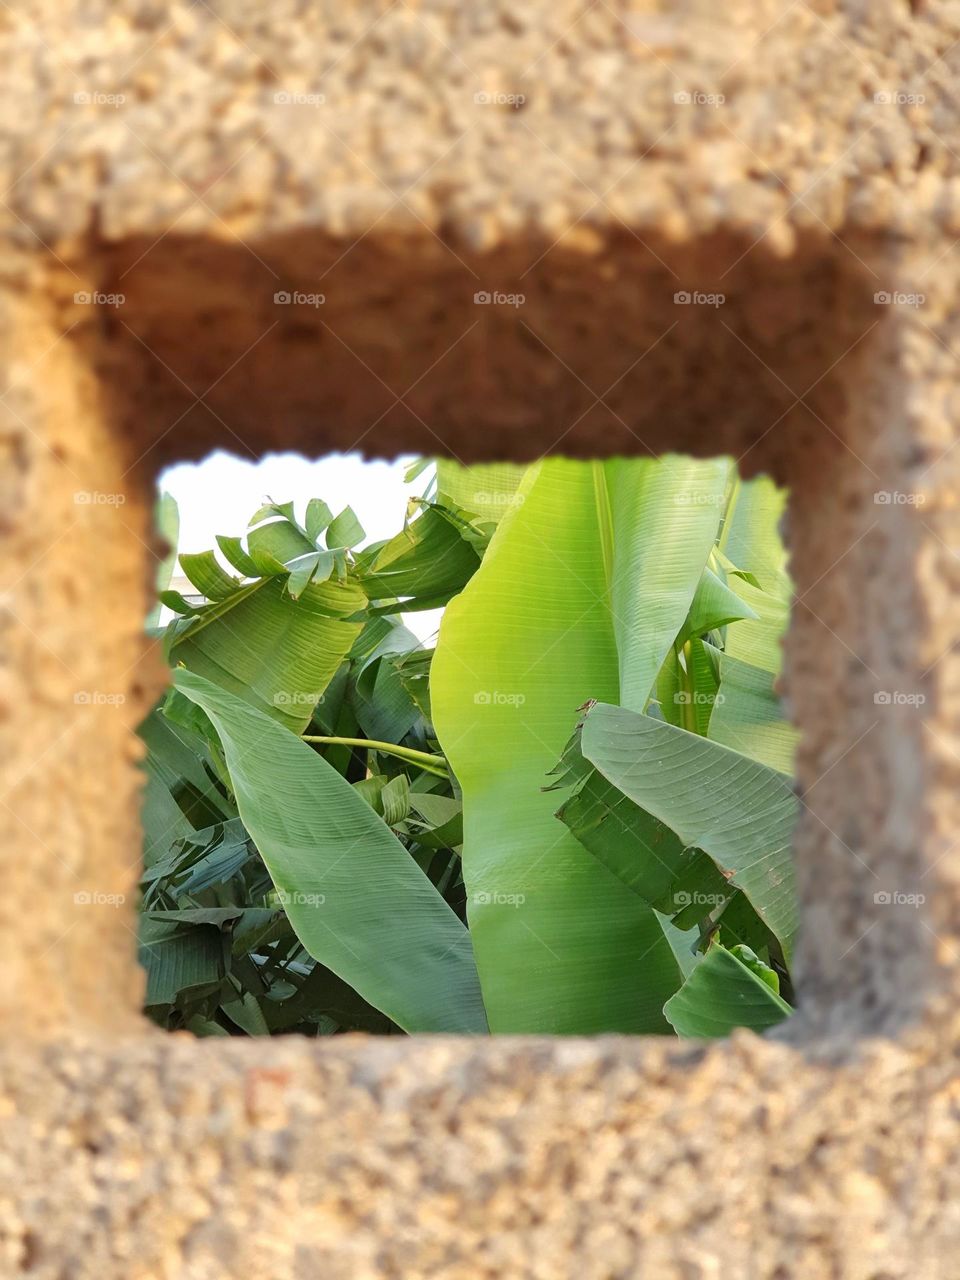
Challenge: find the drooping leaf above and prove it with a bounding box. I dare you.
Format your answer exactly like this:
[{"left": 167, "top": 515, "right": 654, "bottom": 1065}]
[
  {"left": 174, "top": 670, "right": 488, "bottom": 1034},
  {"left": 145, "top": 906, "right": 273, "bottom": 929},
  {"left": 552, "top": 729, "right": 734, "bottom": 926},
  {"left": 407, "top": 792, "right": 463, "bottom": 850},
  {"left": 222, "top": 990, "right": 271, "bottom": 1036},
  {"left": 261, "top": 962, "right": 397, "bottom": 1034},
  {"left": 578, "top": 701, "right": 798, "bottom": 959},
  {"left": 352, "top": 774, "right": 389, "bottom": 813},
  {"left": 554, "top": 764, "right": 688, "bottom": 909},
  {"left": 137, "top": 709, "right": 233, "bottom": 867},
  {"left": 175, "top": 823, "right": 252, "bottom": 895},
  {"left": 140, "top": 766, "right": 196, "bottom": 870},
  {"left": 392, "top": 646, "right": 434, "bottom": 719}
]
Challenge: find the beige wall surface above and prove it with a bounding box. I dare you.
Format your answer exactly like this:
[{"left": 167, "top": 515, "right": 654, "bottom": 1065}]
[{"left": 3, "top": 1, "right": 960, "bottom": 1276}]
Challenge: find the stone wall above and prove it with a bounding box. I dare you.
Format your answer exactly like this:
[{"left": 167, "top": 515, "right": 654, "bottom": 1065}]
[{"left": 2, "top": 2, "right": 960, "bottom": 1275}]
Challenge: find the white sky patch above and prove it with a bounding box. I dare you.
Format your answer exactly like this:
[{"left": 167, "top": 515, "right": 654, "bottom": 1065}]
[{"left": 158, "top": 450, "right": 444, "bottom": 644}]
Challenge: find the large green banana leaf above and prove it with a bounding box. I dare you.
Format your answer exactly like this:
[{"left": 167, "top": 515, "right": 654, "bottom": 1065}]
[
  {"left": 174, "top": 670, "right": 488, "bottom": 1034},
  {"left": 430, "top": 455, "right": 731, "bottom": 1033},
  {"left": 578, "top": 701, "right": 799, "bottom": 959}
]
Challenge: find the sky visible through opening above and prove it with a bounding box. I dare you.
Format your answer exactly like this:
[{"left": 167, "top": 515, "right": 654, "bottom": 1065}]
[{"left": 159, "top": 450, "right": 442, "bottom": 641}]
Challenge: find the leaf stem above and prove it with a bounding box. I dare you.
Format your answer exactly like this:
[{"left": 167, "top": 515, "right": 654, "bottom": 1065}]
[{"left": 301, "top": 735, "right": 449, "bottom": 777}]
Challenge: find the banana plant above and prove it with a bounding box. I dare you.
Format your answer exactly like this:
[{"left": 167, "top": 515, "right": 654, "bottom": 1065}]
[
  {"left": 141, "top": 457, "right": 796, "bottom": 1040},
  {"left": 430, "top": 457, "right": 797, "bottom": 1035},
  {"left": 140, "top": 487, "right": 492, "bottom": 1036}
]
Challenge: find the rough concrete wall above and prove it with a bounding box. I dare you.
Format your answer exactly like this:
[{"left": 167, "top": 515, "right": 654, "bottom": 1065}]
[
  {"left": 0, "top": 283, "right": 154, "bottom": 1035},
  {"left": 1, "top": 1, "right": 955, "bottom": 247},
  {"left": 0, "top": 1031, "right": 954, "bottom": 1280},
  {"left": 2, "top": 0, "right": 960, "bottom": 1275}
]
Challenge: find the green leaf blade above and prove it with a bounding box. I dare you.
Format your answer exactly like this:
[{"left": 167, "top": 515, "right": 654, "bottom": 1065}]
[
  {"left": 432, "top": 459, "right": 685, "bottom": 1034},
  {"left": 174, "top": 670, "right": 488, "bottom": 1034},
  {"left": 168, "top": 577, "right": 364, "bottom": 734},
  {"left": 663, "top": 945, "right": 791, "bottom": 1038},
  {"left": 579, "top": 702, "right": 799, "bottom": 960}
]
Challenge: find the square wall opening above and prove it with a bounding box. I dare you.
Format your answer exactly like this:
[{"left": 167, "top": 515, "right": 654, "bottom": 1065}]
[
  {"left": 139, "top": 449, "right": 798, "bottom": 1041},
  {"left": 5, "top": 227, "right": 936, "bottom": 1044}
]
